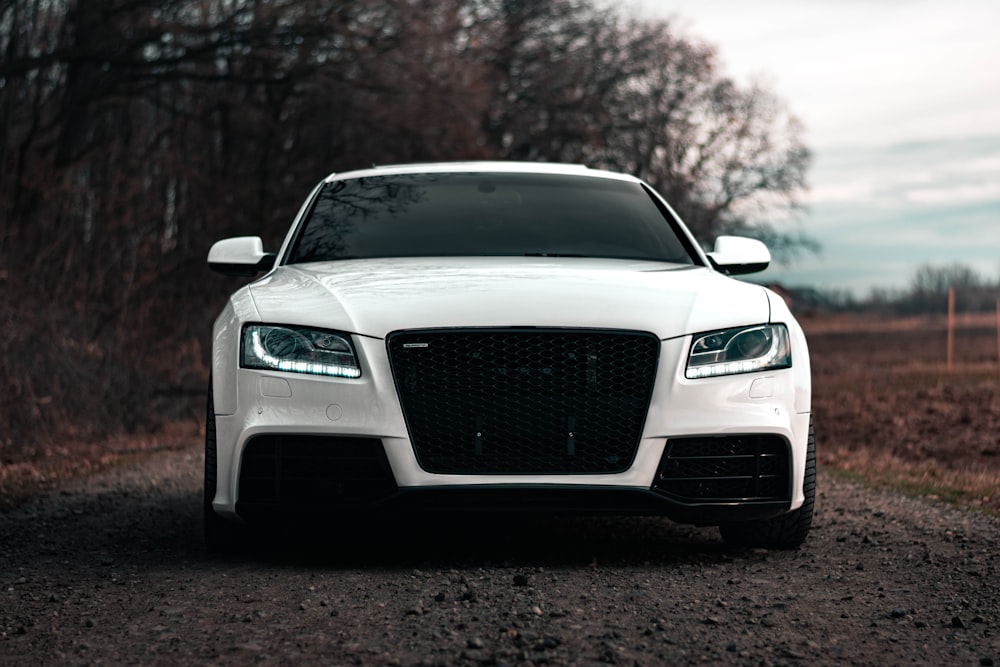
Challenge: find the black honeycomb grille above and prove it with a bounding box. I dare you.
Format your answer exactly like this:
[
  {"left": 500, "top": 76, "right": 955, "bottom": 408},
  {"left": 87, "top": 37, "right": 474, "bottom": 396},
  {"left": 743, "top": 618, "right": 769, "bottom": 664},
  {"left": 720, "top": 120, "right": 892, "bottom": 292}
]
[
  {"left": 387, "top": 328, "right": 659, "bottom": 474},
  {"left": 653, "top": 435, "right": 790, "bottom": 502}
]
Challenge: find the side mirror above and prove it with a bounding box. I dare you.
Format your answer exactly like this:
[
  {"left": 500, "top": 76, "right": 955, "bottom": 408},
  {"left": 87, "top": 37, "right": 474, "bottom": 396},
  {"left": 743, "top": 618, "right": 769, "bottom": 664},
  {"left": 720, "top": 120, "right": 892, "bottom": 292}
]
[
  {"left": 208, "top": 236, "right": 277, "bottom": 277},
  {"left": 706, "top": 236, "right": 770, "bottom": 275}
]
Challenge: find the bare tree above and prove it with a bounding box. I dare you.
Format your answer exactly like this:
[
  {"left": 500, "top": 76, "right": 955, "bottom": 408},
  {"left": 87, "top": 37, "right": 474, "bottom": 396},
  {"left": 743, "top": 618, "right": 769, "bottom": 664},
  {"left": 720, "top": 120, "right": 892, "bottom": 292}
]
[
  {"left": 0, "top": 0, "right": 813, "bottom": 453},
  {"left": 465, "top": 6, "right": 811, "bottom": 252}
]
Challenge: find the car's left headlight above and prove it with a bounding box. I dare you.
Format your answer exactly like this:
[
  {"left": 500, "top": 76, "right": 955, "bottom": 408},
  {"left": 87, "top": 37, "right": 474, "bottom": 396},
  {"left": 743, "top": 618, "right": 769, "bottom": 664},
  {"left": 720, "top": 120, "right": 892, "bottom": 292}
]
[
  {"left": 241, "top": 324, "right": 362, "bottom": 378},
  {"left": 686, "top": 324, "right": 791, "bottom": 379}
]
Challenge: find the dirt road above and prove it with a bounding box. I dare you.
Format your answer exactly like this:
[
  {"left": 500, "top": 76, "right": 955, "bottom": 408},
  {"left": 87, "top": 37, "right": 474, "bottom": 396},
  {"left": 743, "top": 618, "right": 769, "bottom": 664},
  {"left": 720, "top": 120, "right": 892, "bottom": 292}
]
[{"left": 1, "top": 444, "right": 998, "bottom": 666}]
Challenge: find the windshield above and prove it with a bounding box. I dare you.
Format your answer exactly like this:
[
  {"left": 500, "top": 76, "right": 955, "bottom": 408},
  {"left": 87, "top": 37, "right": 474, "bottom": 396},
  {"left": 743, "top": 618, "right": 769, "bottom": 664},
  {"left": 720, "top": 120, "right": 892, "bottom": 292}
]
[{"left": 286, "top": 172, "right": 698, "bottom": 265}]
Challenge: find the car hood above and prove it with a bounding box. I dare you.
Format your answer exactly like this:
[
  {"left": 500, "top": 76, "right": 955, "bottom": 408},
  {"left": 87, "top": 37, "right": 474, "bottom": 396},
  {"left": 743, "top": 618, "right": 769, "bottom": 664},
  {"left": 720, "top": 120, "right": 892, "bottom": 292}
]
[{"left": 247, "top": 257, "right": 771, "bottom": 340}]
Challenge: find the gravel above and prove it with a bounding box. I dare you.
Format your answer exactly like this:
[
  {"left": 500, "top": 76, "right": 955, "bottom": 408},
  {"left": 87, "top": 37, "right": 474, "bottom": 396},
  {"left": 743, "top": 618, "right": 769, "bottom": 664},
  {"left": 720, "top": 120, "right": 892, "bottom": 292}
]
[{"left": 1, "top": 444, "right": 998, "bottom": 665}]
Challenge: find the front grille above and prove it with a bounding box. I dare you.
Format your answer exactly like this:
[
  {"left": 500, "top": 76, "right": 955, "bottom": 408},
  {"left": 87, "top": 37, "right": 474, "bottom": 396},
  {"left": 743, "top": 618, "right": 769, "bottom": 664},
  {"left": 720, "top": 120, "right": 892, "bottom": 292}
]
[
  {"left": 387, "top": 328, "right": 659, "bottom": 474},
  {"left": 653, "top": 435, "right": 790, "bottom": 502},
  {"left": 238, "top": 435, "right": 397, "bottom": 505}
]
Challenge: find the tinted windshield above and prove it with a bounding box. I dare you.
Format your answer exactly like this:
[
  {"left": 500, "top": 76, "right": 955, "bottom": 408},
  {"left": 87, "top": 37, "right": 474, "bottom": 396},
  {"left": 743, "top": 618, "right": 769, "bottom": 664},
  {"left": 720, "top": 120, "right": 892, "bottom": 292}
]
[{"left": 287, "top": 172, "right": 697, "bottom": 264}]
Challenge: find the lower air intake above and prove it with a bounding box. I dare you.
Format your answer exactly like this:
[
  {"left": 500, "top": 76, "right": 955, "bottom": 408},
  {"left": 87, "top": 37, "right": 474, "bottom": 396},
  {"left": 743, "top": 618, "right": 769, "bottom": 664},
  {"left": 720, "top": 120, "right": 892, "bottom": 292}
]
[
  {"left": 238, "top": 435, "right": 397, "bottom": 505},
  {"left": 653, "top": 435, "right": 791, "bottom": 503}
]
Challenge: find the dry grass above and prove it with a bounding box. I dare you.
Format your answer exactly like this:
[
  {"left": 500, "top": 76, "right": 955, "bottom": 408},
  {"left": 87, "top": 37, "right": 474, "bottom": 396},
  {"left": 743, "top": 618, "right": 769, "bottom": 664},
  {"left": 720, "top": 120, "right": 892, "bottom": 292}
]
[
  {"left": 807, "top": 317, "right": 1000, "bottom": 515},
  {"left": 800, "top": 311, "right": 1000, "bottom": 334},
  {"left": 825, "top": 448, "right": 1000, "bottom": 515},
  {"left": 0, "top": 421, "right": 201, "bottom": 508}
]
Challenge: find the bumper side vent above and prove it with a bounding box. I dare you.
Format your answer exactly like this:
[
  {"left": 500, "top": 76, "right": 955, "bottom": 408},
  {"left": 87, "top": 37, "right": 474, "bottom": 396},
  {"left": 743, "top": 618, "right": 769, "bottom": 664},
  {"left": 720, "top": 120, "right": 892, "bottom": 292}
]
[
  {"left": 238, "top": 435, "right": 397, "bottom": 506},
  {"left": 653, "top": 435, "right": 791, "bottom": 503}
]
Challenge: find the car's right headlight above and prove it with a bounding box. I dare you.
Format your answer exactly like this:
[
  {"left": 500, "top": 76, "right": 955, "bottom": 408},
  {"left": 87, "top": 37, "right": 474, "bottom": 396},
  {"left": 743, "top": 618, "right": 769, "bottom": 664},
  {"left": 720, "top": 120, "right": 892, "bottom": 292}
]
[
  {"left": 685, "top": 324, "right": 791, "bottom": 379},
  {"left": 240, "top": 324, "right": 361, "bottom": 378}
]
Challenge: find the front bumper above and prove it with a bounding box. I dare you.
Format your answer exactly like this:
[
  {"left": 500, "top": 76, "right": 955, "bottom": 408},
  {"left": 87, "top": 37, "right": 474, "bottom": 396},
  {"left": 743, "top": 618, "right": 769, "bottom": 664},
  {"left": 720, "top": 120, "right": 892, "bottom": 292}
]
[
  {"left": 231, "top": 431, "right": 795, "bottom": 527},
  {"left": 212, "top": 336, "right": 811, "bottom": 526},
  {"left": 237, "top": 485, "right": 793, "bottom": 527}
]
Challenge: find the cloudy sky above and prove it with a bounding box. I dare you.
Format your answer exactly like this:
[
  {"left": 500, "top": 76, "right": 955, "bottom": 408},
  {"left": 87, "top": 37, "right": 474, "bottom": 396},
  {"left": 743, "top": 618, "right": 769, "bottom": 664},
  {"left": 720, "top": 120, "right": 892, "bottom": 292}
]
[{"left": 630, "top": 0, "right": 1000, "bottom": 295}]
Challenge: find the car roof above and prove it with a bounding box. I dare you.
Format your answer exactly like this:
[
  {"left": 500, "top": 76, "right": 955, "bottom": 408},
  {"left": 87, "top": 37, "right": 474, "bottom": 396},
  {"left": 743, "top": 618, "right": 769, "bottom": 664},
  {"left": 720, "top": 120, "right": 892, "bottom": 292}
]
[{"left": 323, "top": 161, "right": 641, "bottom": 184}]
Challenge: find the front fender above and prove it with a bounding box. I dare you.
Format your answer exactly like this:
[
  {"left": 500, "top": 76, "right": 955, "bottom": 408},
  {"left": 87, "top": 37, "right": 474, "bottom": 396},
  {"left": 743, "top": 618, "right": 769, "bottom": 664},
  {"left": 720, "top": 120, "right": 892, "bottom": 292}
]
[{"left": 211, "top": 288, "right": 262, "bottom": 416}]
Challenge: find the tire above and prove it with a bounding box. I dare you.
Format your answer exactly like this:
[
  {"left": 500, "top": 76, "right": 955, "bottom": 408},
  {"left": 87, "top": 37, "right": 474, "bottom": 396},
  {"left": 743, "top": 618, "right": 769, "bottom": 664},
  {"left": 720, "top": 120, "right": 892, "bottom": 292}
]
[
  {"left": 204, "top": 379, "right": 247, "bottom": 552},
  {"left": 720, "top": 415, "right": 816, "bottom": 550}
]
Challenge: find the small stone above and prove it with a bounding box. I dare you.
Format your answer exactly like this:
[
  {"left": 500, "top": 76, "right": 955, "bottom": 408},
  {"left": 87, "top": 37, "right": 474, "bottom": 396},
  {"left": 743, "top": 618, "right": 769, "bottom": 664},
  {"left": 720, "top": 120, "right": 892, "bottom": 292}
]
[
  {"left": 513, "top": 574, "right": 530, "bottom": 587},
  {"left": 531, "top": 606, "right": 543, "bottom": 616},
  {"left": 232, "top": 642, "right": 262, "bottom": 653},
  {"left": 406, "top": 607, "right": 423, "bottom": 616},
  {"left": 726, "top": 641, "right": 738, "bottom": 652},
  {"left": 952, "top": 616, "right": 966, "bottom": 629},
  {"left": 434, "top": 592, "right": 446, "bottom": 602},
  {"left": 980, "top": 658, "right": 994, "bottom": 667},
  {"left": 467, "top": 637, "right": 485, "bottom": 649},
  {"left": 890, "top": 608, "right": 908, "bottom": 619}
]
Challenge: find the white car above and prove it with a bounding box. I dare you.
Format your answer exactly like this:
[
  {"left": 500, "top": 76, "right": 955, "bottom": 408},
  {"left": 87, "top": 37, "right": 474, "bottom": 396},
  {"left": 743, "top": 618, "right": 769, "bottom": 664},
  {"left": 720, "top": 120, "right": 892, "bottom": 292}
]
[{"left": 206, "top": 162, "right": 813, "bottom": 550}]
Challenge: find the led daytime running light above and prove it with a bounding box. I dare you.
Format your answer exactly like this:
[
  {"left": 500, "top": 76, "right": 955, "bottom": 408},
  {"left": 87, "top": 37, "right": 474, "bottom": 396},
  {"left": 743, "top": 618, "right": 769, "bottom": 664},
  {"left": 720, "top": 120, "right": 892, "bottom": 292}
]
[
  {"left": 685, "top": 325, "right": 790, "bottom": 379},
  {"left": 244, "top": 326, "right": 361, "bottom": 379},
  {"left": 686, "top": 336, "right": 781, "bottom": 378}
]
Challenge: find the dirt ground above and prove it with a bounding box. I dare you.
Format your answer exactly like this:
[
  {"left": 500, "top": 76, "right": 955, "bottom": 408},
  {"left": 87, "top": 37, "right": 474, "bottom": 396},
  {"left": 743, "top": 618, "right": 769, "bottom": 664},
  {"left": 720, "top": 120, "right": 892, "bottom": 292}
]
[
  {"left": 2, "top": 316, "right": 999, "bottom": 665},
  {"left": 1, "top": 446, "right": 998, "bottom": 666}
]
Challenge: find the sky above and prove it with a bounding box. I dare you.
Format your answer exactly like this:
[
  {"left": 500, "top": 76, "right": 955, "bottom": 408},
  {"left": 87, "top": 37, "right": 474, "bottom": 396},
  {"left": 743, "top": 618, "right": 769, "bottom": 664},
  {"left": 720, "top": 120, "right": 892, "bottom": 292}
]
[{"left": 628, "top": 0, "right": 1000, "bottom": 296}]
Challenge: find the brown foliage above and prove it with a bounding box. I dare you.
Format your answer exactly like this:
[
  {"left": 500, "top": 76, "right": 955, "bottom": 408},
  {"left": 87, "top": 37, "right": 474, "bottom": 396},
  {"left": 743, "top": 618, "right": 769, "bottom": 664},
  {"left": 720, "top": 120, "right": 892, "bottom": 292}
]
[{"left": 1, "top": 0, "right": 810, "bottom": 453}]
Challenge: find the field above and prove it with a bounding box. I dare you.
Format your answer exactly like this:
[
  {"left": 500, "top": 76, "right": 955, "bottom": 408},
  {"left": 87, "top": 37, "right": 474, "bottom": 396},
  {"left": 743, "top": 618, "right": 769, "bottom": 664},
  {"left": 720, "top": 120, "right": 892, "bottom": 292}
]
[
  {"left": 2, "top": 315, "right": 999, "bottom": 513},
  {"left": 805, "top": 313, "right": 1000, "bottom": 514}
]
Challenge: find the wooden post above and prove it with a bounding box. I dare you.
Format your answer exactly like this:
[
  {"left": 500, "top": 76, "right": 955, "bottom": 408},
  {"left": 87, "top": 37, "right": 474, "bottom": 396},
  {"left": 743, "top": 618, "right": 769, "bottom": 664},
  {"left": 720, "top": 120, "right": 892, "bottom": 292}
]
[{"left": 947, "top": 287, "right": 955, "bottom": 371}]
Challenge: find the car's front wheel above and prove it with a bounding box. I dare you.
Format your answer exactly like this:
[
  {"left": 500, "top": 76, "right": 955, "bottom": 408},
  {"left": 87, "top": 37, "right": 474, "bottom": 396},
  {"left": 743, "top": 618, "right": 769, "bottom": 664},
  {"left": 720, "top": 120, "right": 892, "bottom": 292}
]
[{"left": 719, "top": 416, "right": 815, "bottom": 550}]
